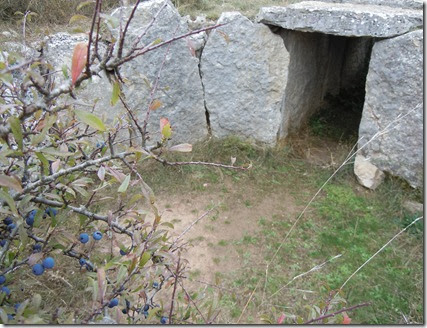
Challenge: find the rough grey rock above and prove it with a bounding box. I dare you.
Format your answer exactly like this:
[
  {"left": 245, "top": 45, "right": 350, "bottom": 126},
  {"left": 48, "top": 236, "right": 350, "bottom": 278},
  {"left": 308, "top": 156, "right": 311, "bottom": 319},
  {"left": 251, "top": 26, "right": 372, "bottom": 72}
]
[
  {"left": 354, "top": 154, "right": 385, "bottom": 190},
  {"left": 112, "top": 0, "right": 208, "bottom": 144},
  {"left": 43, "top": 0, "right": 207, "bottom": 145},
  {"left": 201, "top": 12, "right": 289, "bottom": 145},
  {"left": 256, "top": 1, "right": 423, "bottom": 37},
  {"left": 309, "top": 0, "right": 423, "bottom": 10},
  {"left": 358, "top": 30, "right": 423, "bottom": 188},
  {"left": 43, "top": 33, "right": 124, "bottom": 130},
  {"left": 403, "top": 200, "right": 423, "bottom": 214}
]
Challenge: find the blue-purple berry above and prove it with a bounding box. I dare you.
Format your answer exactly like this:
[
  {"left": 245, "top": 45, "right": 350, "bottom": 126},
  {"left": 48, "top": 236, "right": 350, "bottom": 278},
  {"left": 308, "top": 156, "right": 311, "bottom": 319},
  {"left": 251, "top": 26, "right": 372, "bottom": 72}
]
[
  {"left": 160, "top": 316, "right": 168, "bottom": 324},
  {"left": 33, "top": 243, "right": 42, "bottom": 253},
  {"left": 7, "top": 223, "right": 16, "bottom": 231},
  {"left": 108, "top": 298, "right": 119, "bottom": 308},
  {"left": 1, "top": 286, "right": 10, "bottom": 296},
  {"left": 32, "top": 263, "right": 44, "bottom": 276},
  {"left": 3, "top": 217, "right": 13, "bottom": 225},
  {"left": 79, "top": 233, "right": 89, "bottom": 244},
  {"left": 42, "top": 257, "right": 55, "bottom": 269},
  {"left": 0, "top": 275, "right": 5, "bottom": 284},
  {"left": 45, "top": 207, "right": 58, "bottom": 217},
  {"left": 92, "top": 231, "right": 102, "bottom": 241}
]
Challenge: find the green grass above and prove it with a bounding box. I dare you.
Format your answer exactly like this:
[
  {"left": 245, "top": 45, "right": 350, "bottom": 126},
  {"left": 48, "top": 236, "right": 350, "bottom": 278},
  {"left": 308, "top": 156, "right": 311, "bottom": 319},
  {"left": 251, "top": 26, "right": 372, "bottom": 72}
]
[{"left": 142, "top": 136, "right": 422, "bottom": 324}]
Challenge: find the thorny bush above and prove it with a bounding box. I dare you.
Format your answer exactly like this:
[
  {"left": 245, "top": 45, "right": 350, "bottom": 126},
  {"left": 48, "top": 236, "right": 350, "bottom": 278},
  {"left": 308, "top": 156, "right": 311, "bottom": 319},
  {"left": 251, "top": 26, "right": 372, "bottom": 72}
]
[{"left": 0, "top": 0, "right": 241, "bottom": 324}]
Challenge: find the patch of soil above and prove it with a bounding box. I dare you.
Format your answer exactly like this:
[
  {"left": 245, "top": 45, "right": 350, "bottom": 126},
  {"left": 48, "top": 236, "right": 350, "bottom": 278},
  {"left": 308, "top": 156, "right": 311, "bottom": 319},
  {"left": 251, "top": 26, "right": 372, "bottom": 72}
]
[{"left": 155, "top": 181, "right": 301, "bottom": 284}]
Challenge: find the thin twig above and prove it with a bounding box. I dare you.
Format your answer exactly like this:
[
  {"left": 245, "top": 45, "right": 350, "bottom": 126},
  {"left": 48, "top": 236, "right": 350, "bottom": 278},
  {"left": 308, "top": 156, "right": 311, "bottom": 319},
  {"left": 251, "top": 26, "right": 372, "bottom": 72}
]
[
  {"left": 178, "top": 280, "right": 209, "bottom": 324},
  {"left": 303, "top": 302, "right": 371, "bottom": 324},
  {"left": 269, "top": 254, "right": 342, "bottom": 299},
  {"left": 338, "top": 216, "right": 423, "bottom": 293},
  {"left": 170, "top": 208, "right": 216, "bottom": 248},
  {"left": 117, "top": 0, "right": 142, "bottom": 58},
  {"left": 169, "top": 255, "right": 181, "bottom": 323},
  {"left": 86, "top": 0, "right": 101, "bottom": 74},
  {"left": 141, "top": 24, "right": 179, "bottom": 146}
]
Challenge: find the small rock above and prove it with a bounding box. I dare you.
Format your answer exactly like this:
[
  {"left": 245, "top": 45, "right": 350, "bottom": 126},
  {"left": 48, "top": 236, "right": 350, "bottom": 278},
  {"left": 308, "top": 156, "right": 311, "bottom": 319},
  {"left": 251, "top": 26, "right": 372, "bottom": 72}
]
[
  {"left": 354, "top": 154, "right": 385, "bottom": 190},
  {"left": 403, "top": 200, "right": 423, "bottom": 214}
]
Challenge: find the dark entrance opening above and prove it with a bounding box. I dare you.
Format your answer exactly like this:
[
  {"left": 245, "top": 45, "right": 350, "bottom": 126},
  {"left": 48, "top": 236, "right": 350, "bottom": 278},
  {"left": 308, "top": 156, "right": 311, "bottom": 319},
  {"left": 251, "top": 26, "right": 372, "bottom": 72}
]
[{"left": 278, "top": 30, "right": 374, "bottom": 143}]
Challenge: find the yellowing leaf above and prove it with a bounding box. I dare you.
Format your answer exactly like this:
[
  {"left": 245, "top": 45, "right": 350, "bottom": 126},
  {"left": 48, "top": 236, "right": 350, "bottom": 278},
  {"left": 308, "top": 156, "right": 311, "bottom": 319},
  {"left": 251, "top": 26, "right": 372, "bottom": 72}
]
[
  {"left": 69, "top": 14, "right": 89, "bottom": 25},
  {"left": 71, "top": 42, "right": 88, "bottom": 86},
  {"left": 0, "top": 174, "right": 23, "bottom": 192},
  {"left": 110, "top": 81, "right": 120, "bottom": 106},
  {"left": 77, "top": 0, "right": 95, "bottom": 11},
  {"left": 139, "top": 252, "right": 151, "bottom": 268},
  {"left": 74, "top": 109, "right": 106, "bottom": 131},
  {"left": 149, "top": 99, "right": 162, "bottom": 111},
  {"left": 118, "top": 174, "right": 130, "bottom": 193},
  {"left": 160, "top": 117, "right": 172, "bottom": 139}
]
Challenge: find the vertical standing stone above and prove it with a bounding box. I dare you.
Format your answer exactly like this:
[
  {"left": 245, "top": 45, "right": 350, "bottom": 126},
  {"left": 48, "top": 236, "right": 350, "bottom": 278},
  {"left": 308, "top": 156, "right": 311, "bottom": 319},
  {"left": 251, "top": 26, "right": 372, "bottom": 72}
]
[
  {"left": 201, "top": 12, "right": 289, "bottom": 145},
  {"left": 357, "top": 30, "right": 423, "bottom": 188}
]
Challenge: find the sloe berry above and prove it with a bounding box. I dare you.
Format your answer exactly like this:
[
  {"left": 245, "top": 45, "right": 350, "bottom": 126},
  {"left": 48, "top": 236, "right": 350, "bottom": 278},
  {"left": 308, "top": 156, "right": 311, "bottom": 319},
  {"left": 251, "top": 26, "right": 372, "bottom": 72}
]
[
  {"left": 3, "top": 217, "right": 13, "bottom": 225},
  {"left": 108, "top": 298, "right": 119, "bottom": 308},
  {"left": 1, "top": 286, "right": 10, "bottom": 296},
  {"left": 42, "top": 257, "right": 55, "bottom": 269},
  {"left": 45, "top": 207, "right": 58, "bottom": 217},
  {"left": 92, "top": 231, "right": 102, "bottom": 241},
  {"left": 32, "top": 263, "right": 44, "bottom": 276},
  {"left": 33, "top": 243, "right": 42, "bottom": 253},
  {"left": 7, "top": 223, "right": 16, "bottom": 231},
  {"left": 0, "top": 275, "right": 5, "bottom": 284},
  {"left": 79, "top": 233, "right": 89, "bottom": 243}
]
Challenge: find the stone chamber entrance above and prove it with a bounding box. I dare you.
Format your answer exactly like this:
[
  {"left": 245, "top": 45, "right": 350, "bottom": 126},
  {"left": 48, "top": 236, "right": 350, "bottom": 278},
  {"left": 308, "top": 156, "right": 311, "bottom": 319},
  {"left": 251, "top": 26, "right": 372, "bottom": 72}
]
[{"left": 278, "top": 29, "right": 374, "bottom": 143}]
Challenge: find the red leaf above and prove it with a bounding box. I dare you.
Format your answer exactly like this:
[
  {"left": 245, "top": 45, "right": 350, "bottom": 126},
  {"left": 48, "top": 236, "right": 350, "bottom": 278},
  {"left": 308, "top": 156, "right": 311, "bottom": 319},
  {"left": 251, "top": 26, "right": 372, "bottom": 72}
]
[
  {"left": 277, "top": 313, "right": 286, "bottom": 324},
  {"left": 160, "top": 117, "right": 169, "bottom": 131},
  {"left": 342, "top": 314, "right": 352, "bottom": 324},
  {"left": 71, "top": 42, "right": 88, "bottom": 86}
]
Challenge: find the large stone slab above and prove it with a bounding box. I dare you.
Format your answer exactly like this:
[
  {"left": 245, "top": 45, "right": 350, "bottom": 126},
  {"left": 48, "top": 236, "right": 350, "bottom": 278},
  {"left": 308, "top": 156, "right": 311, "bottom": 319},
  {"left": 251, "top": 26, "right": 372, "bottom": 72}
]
[
  {"left": 256, "top": 1, "right": 423, "bottom": 37},
  {"left": 357, "top": 30, "right": 423, "bottom": 188},
  {"left": 111, "top": 0, "right": 208, "bottom": 144},
  {"left": 310, "top": 0, "right": 423, "bottom": 10},
  {"left": 44, "top": 0, "right": 207, "bottom": 145},
  {"left": 200, "top": 12, "right": 289, "bottom": 145}
]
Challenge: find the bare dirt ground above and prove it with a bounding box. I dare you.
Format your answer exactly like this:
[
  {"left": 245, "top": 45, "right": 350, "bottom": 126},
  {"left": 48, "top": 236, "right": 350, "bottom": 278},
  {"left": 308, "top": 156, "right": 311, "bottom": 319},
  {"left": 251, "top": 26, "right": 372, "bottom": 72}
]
[{"left": 156, "top": 181, "right": 300, "bottom": 283}]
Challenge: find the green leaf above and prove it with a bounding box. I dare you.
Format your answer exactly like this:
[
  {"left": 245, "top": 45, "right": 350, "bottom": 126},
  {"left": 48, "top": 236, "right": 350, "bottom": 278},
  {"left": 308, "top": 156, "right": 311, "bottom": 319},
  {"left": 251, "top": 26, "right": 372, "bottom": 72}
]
[
  {"left": 0, "top": 189, "right": 18, "bottom": 215},
  {"left": 116, "top": 265, "right": 127, "bottom": 284},
  {"left": 8, "top": 116, "right": 23, "bottom": 150},
  {"left": 62, "top": 65, "right": 69, "bottom": 79},
  {"left": 74, "top": 109, "right": 106, "bottom": 131},
  {"left": 117, "top": 174, "right": 130, "bottom": 193},
  {"left": 35, "top": 152, "right": 50, "bottom": 175},
  {"left": 40, "top": 147, "right": 73, "bottom": 157},
  {"left": 110, "top": 81, "right": 120, "bottom": 106},
  {"left": 138, "top": 252, "right": 151, "bottom": 268}
]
